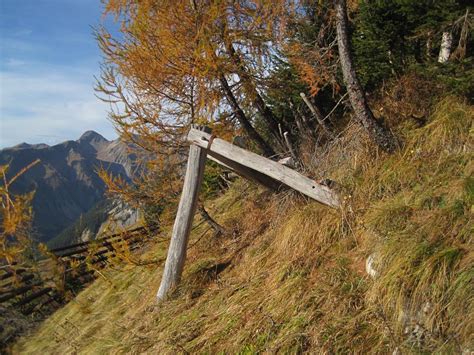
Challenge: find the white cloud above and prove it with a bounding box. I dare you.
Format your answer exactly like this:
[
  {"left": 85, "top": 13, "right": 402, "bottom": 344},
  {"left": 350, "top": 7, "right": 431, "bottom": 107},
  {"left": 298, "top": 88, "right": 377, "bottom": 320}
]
[{"left": 0, "top": 65, "right": 117, "bottom": 148}]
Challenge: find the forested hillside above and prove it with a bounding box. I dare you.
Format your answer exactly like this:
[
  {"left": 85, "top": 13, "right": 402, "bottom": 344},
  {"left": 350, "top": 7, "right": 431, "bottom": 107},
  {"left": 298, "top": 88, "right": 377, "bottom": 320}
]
[{"left": 6, "top": 0, "right": 474, "bottom": 353}]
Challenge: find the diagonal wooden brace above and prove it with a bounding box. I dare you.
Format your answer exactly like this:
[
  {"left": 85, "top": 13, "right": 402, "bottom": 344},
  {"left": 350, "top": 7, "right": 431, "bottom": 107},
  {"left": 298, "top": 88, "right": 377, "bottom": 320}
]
[
  {"left": 157, "top": 126, "right": 340, "bottom": 301},
  {"left": 187, "top": 128, "right": 340, "bottom": 208}
]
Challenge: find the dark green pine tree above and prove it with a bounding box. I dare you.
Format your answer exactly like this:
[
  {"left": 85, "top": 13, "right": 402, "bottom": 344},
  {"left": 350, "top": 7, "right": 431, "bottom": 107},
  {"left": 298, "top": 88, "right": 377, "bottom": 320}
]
[{"left": 353, "top": 0, "right": 471, "bottom": 90}]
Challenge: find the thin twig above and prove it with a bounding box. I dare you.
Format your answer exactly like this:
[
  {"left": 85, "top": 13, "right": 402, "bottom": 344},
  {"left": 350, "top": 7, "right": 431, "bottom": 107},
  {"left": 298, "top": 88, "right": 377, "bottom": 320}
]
[{"left": 322, "top": 92, "right": 349, "bottom": 122}]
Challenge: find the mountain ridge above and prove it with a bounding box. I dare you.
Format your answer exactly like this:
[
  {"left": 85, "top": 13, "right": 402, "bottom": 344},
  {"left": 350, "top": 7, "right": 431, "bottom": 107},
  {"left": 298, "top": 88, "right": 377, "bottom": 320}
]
[{"left": 0, "top": 131, "right": 139, "bottom": 243}]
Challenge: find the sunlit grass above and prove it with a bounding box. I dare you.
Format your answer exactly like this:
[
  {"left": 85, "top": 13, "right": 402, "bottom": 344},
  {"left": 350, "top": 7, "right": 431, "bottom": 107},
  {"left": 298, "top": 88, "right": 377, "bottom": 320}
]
[{"left": 14, "top": 96, "right": 474, "bottom": 354}]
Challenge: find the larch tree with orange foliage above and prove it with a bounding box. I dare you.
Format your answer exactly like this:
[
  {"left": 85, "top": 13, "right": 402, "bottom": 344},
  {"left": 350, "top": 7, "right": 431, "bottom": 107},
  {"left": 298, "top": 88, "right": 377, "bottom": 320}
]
[
  {"left": 95, "top": 0, "right": 296, "bottom": 225},
  {"left": 0, "top": 160, "right": 40, "bottom": 272},
  {"left": 95, "top": 0, "right": 400, "bottom": 228},
  {"left": 97, "top": 0, "right": 299, "bottom": 157}
]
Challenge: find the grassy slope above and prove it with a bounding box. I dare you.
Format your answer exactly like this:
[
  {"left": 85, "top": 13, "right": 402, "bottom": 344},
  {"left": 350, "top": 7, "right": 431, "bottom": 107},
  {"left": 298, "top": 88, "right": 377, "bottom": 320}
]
[{"left": 14, "top": 96, "right": 473, "bottom": 354}]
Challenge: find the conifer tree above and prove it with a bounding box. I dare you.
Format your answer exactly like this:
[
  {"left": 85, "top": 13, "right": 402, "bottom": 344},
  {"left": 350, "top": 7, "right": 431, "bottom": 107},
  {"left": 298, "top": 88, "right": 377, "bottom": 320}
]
[{"left": 335, "top": 0, "right": 397, "bottom": 152}]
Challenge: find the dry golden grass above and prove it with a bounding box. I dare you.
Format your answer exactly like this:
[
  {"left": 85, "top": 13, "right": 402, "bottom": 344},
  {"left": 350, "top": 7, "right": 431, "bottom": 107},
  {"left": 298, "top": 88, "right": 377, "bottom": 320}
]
[{"left": 13, "top": 96, "right": 473, "bottom": 354}]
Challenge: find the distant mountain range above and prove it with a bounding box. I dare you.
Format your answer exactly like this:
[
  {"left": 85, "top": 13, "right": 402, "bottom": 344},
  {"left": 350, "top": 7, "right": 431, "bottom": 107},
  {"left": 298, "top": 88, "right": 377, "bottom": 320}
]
[{"left": 0, "top": 131, "right": 140, "bottom": 245}]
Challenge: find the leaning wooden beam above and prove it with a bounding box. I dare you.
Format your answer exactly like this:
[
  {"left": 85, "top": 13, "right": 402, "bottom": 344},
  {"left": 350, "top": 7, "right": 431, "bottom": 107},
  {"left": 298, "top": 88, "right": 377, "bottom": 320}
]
[
  {"left": 157, "top": 126, "right": 209, "bottom": 300},
  {"left": 207, "top": 153, "right": 281, "bottom": 191},
  {"left": 187, "top": 128, "right": 340, "bottom": 208}
]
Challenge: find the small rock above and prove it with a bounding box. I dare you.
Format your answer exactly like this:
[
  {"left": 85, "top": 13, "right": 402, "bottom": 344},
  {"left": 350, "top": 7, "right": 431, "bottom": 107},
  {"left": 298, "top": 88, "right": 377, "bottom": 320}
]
[{"left": 366, "top": 253, "right": 378, "bottom": 278}]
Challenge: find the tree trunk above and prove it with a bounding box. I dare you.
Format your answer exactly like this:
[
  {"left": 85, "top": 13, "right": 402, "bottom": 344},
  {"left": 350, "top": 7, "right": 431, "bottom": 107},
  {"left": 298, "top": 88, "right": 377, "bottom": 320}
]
[
  {"left": 438, "top": 32, "right": 453, "bottom": 63},
  {"left": 225, "top": 43, "right": 287, "bottom": 145},
  {"left": 283, "top": 132, "right": 298, "bottom": 161},
  {"left": 219, "top": 75, "right": 275, "bottom": 157},
  {"left": 426, "top": 35, "right": 432, "bottom": 58},
  {"left": 289, "top": 99, "right": 318, "bottom": 140},
  {"left": 335, "top": 0, "right": 397, "bottom": 153}
]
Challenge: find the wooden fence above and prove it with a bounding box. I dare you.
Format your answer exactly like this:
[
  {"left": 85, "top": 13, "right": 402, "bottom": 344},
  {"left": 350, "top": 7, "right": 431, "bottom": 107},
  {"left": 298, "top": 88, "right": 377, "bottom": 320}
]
[
  {"left": 157, "top": 125, "right": 340, "bottom": 300},
  {"left": 0, "top": 225, "right": 154, "bottom": 317}
]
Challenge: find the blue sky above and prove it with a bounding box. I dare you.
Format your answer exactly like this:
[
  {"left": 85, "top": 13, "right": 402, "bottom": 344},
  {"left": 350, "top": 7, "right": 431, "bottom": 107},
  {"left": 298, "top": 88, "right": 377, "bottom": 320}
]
[{"left": 0, "top": 0, "right": 118, "bottom": 148}]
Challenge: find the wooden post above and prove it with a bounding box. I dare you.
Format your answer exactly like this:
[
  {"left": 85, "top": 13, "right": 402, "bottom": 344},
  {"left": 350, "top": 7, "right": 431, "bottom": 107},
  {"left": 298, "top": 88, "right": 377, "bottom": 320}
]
[{"left": 157, "top": 126, "right": 209, "bottom": 301}]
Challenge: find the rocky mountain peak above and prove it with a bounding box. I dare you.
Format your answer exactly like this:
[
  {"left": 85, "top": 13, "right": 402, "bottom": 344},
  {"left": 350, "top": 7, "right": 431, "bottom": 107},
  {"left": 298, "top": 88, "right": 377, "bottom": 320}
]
[
  {"left": 78, "top": 130, "right": 108, "bottom": 144},
  {"left": 78, "top": 130, "right": 110, "bottom": 152},
  {"left": 0, "top": 130, "right": 140, "bottom": 244}
]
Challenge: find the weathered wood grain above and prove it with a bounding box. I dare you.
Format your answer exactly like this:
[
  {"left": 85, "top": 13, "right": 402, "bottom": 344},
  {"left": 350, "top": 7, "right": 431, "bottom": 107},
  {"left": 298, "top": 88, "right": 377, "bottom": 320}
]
[
  {"left": 207, "top": 153, "right": 281, "bottom": 191},
  {"left": 157, "top": 127, "right": 209, "bottom": 300},
  {"left": 187, "top": 128, "right": 340, "bottom": 208}
]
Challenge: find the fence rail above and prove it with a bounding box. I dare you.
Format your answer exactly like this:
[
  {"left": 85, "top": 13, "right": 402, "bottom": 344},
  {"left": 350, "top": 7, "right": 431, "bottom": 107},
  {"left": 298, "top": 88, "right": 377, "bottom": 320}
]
[
  {"left": 158, "top": 125, "right": 340, "bottom": 300},
  {"left": 49, "top": 225, "right": 148, "bottom": 254},
  {"left": 0, "top": 225, "right": 155, "bottom": 317}
]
